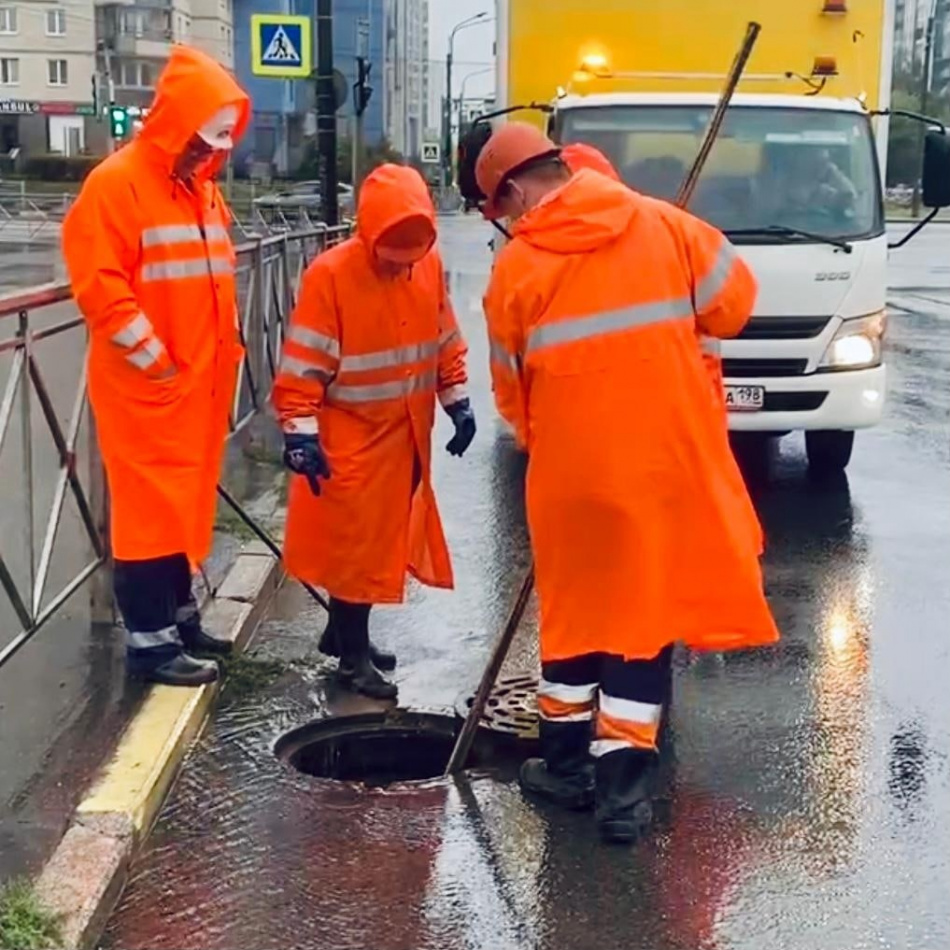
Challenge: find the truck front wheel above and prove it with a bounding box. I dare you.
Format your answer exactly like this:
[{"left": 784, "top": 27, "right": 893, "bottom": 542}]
[{"left": 805, "top": 430, "right": 855, "bottom": 476}]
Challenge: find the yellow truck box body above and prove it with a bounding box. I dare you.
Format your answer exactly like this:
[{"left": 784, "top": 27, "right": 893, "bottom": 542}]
[{"left": 498, "top": 0, "right": 895, "bottom": 120}]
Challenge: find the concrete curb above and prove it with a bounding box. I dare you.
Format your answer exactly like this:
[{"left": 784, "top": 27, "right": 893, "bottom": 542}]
[{"left": 33, "top": 543, "right": 283, "bottom": 950}]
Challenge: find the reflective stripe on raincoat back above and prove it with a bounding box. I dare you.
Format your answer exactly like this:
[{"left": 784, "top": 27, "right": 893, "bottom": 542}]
[{"left": 484, "top": 169, "right": 779, "bottom": 662}]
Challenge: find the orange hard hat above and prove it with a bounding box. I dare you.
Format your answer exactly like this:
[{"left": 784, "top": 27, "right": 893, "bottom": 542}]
[
  {"left": 375, "top": 214, "right": 436, "bottom": 265},
  {"left": 475, "top": 121, "right": 561, "bottom": 219},
  {"left": 561, "top": 142, "right": 621, "bottom": 182}
]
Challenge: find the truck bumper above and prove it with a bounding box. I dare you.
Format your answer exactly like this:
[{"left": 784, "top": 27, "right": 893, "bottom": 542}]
[{"left": 727, "top": 365, "right": 886, "bottom": 432}]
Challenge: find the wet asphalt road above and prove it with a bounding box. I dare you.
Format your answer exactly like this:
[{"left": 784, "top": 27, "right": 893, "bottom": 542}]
[{"left": 92, "top": 215, "right": 949, "bottom": 949}]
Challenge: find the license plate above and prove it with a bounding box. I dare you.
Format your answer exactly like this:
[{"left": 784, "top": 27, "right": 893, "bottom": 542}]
[{"left": 725, "top": 385, "right": 765, "bottom": 412}]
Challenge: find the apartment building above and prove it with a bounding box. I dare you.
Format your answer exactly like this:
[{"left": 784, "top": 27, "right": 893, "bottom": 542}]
[
  {"left": 96, "top": 0, "right": 234, "bottom": 112},
  {"left": 0, "top": 0, "right": 234, "bottom": 159},
  {"left": 0, "top": 0, "right": 97, "bottom": 156},
  {"left": 383, "top": 0, "right": 426, "bottom": 159}
]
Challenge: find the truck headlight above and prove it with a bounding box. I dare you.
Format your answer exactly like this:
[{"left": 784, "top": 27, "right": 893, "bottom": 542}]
[{"left": 818, "top": 311, "right": 887, "bottom": 371}]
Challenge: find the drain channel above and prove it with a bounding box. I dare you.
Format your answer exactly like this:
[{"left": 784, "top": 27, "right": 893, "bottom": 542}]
[{"left": 275, "top": 710, "right": 523, "bottom": 786}]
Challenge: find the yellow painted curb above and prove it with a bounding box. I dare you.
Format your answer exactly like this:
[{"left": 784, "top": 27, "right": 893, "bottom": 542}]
[{"left": 76, "top": 682, "right": 216, "bottom": 837}]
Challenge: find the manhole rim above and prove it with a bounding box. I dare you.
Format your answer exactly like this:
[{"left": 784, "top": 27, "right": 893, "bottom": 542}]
[{"left": 273, "top": 706, "right": 524, "bottom": 790}]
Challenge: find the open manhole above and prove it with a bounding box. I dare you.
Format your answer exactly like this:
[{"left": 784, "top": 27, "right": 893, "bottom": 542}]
[
  {"left": 455, "top": 673, "right": 540, "bottom": 743},
  {"left": 275, "top": 710, "right": 526, "bottom": 786}
]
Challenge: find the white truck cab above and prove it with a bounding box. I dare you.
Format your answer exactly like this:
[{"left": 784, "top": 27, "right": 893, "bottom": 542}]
[{"left": 552, "top": 92, "right": 889, "bottom": 473}]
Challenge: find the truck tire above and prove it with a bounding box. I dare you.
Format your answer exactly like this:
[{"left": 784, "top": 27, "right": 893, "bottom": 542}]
[{"left": 806, "top": 430, "right": 855, "bottom": 476}]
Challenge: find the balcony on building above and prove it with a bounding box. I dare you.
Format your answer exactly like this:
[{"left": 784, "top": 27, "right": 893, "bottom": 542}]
[{"left": 97, "top": 2, "right": 174, "bottom": 60}]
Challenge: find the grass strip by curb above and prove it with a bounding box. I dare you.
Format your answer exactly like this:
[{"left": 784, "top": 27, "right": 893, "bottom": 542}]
[
  {"left": 0, "top": 880, "right": 62, "bottom": 950},
  {"left": 215, "top": 652, "right": 287, "bottom": 706}
]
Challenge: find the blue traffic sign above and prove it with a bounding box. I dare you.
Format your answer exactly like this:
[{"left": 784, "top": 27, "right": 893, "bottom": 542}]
[{"left": 251, "top": 14, "right": 312, "bottom": 78}]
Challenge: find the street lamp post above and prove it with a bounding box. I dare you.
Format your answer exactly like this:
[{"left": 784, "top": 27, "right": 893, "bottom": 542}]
[
  {"left": 443, "top": 12, "right": 491, "bottom": 187},
  {"left": 457, "top": 66, "right": 494, "bottom": 135},
  {"left": 912, "top": 0, "right": 937, "bottom": 218}
]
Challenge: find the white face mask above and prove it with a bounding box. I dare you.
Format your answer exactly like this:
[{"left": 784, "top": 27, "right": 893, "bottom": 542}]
[{"left": 196, "top": 105, "right": 239, "bottom": 151}]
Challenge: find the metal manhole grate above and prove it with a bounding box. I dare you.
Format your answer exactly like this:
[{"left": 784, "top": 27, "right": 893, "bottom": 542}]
[{"left": 455, "top": 673, "right": 540, "bottom": 742}]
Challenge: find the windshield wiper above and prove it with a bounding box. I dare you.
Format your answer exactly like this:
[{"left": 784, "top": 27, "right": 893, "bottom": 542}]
[{"left": 725, "top": 225, "right": 853, "bottom": 253}]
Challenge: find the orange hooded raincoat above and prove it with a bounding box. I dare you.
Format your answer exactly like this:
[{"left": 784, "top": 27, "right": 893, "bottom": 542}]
[
  {"left": 484, "top": 169, "right": 779, "bottom": 662},
  {"left": 272, "top": 164, "right": 469, "bottom": 603},
  {"left": 62, "top": 45, "right": 249, "bottom": 564}
]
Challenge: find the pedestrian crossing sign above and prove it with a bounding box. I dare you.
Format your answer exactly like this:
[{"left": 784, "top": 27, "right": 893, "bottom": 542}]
[{"left": 251, "top": 14, "right": 312, "bottom": 78}]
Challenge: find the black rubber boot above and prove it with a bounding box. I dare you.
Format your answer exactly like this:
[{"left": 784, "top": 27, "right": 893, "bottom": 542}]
[
  {"left": 177, "top": 604, "right": 233, "bottom": 656},
  {"left": 519, "top": 720, "right": 595, "bottom": 811},
  {"left": 319, "top": 615, "right": 396, "bottom": 672},
  {"left": 595, "top": 748, "right": 656, "bottom": 844},
  {"left": 334, "top": 601, "right": 398, "bottom": 701},
  {"left": 133, "top": 652, "right": 220, "bottom": 687}
]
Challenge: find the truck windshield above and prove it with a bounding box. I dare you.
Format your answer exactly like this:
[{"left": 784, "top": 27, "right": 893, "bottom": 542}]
[{"left": 558, "top": 105, "right": 883, "bottom": 243}]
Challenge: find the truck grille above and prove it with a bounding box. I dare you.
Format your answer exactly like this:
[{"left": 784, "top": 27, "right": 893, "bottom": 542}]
[
  {"left": 762, "top": 392, "right": 827, "bottom": 412},
  {"left": 723, "top": 358, "right": 809, "bottom": 377},
  {"left": 737, "top": 316, "right": 830, "bottom": 340}
]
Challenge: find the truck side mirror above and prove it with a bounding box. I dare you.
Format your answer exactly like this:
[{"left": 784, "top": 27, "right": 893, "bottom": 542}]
[{"left": 922, "top": 129, "right": 950, "bottom": 209}]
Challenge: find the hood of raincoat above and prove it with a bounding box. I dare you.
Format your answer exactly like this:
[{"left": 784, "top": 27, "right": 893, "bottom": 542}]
[
  {"left": 139, "top": 44, "right": 250, "bottom": 176},
  {"left": 357, "top": 164, "right": 437, "bottom": 258},
  {"left": 512, "top": 168, "right": 639, "bottom": 254}
]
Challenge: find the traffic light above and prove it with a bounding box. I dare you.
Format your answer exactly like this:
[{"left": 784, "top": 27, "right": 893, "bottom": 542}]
[
  {"left": 354, "top": 57, "right": 372, "bottom": 117},
  {"left": 109, "top": 105, "right": 129, "bottom": 139}
]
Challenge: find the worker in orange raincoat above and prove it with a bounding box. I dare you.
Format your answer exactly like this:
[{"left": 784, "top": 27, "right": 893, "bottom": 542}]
[
  {"left": 62, "top": 46, "right": 249, "bottom": 687},
  {"left": 475, "top": 122, "right": 780, "bottom": 844},
  {"left": 272, "top": 164, "right": 474, "bottom": 700}
]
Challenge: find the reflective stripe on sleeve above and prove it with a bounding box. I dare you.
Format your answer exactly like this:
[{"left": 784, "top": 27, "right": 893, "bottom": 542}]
[
  {"left": 111, "top": 312, "right": 153, "bottom": 349},
  {"left": 283, "top": 416, "right": 319, "bottom": 435},
  {"left": 279, "top": 354, "right": 334, "bottom": 385},
  {"left": 339, "top": 339, "right": 438, "bottom": 372},
  {"left": 286, "top": 324, "right": 341, "bottom": 359},
  {"left": 327, "top": 369, "right": 437, "bottom": 404},
  {"left": 142, "top": 224, "right": 231, "bottom": 247},
  {"left": 489, "top": 338, "right": 519, "bottom": 373},
  {"left": 125, "top": 336, "right": 166, "bottom": 371},
  {"left": 525, "top": 298, "right": 694, "bottom": 355},
  {"left": 694, "top": 240, "right": 738, "bottom": 311},
  {"left": 700, "top": 335, "right": 722, "bottom": 357},
  {"left": 438, "top": 384, "right": 468, "bottom": 408},
  {"left": 140, "top": 257, "right": 232, "bottom": 282},
  {"left": 126, "top": 624, "right": 181, "bottom": 651}
]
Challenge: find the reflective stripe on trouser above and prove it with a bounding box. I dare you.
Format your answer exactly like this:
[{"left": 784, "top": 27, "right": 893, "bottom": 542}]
[
  {"left": 538, "top": 678, "right": 597, "bottom": 722},
  {"left": 114, "top": 553, "right": 194, "bottom": 666},
  {"left": 541, "top": 647, "right": 673, "bottom": 756},
  {"left": 592, "top": 647, "right": 673, "bottom": 756}
]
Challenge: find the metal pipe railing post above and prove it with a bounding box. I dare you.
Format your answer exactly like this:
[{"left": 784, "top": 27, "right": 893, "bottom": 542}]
[
  {"left": 18, "top": 308, "right": 35, "bottom": 626},
  {"left": 87, "top": 409, "right": 114, "bottom": 625},
  {"left": 248, "top": 237, "right": 267, "bottom": 414}
]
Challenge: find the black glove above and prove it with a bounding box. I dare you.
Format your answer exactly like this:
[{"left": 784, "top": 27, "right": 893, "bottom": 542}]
[
  {"left": 283, "top": 432, "right": 331, "bottom": 496},
  {"left": 445, "top": 398, "right": 476, "bottom": 457}
]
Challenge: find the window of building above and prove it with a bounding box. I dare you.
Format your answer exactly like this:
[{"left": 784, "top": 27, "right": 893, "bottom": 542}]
[
  {"left": 0, "top": 57, "right": 18, "bottom": 85},
  {"left": 118, "top": 59, "right": 157, "bottom": 89},
  {"left": 46, "top": 8, "right": 66, "bottom": 35},
  {"left": 0, "top": 7, "right": 16, "bottom": 34},
  {"left": 48, "top": 58, "right": 68, "bottom": 86}
]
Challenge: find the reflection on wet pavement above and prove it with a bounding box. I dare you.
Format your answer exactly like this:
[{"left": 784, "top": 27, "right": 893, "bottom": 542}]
[{"left": 104, "top": 216, "right": 950, "bottom": 950}]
